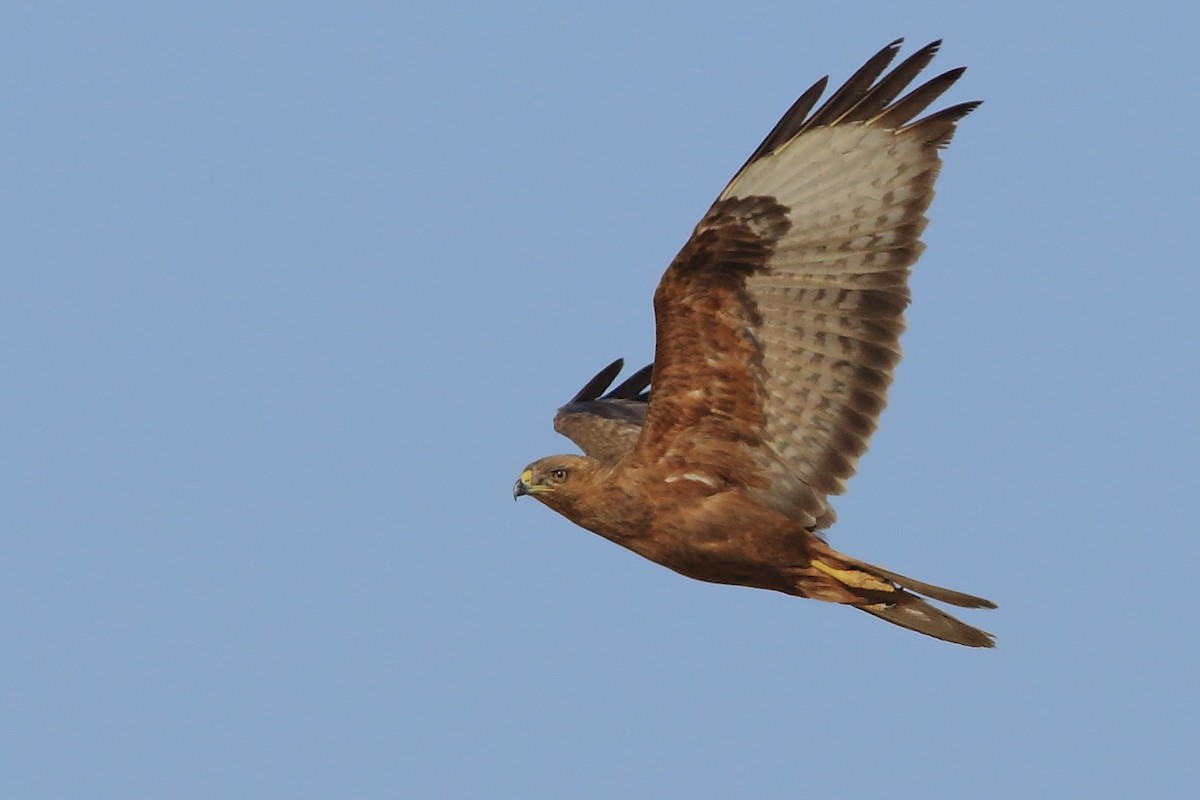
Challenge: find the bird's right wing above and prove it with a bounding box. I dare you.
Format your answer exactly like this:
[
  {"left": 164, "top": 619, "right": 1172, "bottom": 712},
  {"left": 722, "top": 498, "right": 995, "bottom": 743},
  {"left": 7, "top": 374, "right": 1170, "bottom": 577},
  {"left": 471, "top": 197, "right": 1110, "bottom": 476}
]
[{"left": 553, "top": 359, "right": 652, "bottom": 465}]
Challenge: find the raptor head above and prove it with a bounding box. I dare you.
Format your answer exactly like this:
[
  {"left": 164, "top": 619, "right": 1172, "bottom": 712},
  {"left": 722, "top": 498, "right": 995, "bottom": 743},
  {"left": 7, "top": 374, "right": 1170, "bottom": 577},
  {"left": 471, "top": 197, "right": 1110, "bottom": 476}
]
[{"left": 513, "top": 454, "right": 605, "bottom": 517}]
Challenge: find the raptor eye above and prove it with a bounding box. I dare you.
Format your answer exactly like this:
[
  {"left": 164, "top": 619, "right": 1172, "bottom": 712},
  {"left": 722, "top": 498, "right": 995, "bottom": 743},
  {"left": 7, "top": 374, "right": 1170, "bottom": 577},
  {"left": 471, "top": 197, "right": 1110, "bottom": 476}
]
[{"left": 549, "top": 468, "right": 569, "bottom": 481}]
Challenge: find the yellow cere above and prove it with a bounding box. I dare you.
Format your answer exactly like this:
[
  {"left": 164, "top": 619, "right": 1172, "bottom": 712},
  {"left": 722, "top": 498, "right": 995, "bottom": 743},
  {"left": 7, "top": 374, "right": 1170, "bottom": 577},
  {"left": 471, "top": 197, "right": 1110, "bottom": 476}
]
[{"left": 521, "top": 469, "right": 533, "bottom": 485}]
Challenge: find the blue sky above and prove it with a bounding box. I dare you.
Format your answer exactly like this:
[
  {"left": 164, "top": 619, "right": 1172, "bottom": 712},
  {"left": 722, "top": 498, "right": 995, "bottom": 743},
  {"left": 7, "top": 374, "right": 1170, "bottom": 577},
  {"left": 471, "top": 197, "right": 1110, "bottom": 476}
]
[{"left": 4, "top": 2, "right": 1198, "bottom": 797}]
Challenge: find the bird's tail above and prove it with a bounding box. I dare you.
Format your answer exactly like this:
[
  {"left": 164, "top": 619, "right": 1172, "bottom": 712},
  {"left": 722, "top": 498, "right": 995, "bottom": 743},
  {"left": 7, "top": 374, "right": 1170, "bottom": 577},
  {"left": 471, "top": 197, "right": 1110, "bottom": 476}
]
[
  {"left": 854, "top": 589, "right": 995, "bottom": 648},
  {"left": 806, "top": 542, "right": 996, "bottom": 648}
]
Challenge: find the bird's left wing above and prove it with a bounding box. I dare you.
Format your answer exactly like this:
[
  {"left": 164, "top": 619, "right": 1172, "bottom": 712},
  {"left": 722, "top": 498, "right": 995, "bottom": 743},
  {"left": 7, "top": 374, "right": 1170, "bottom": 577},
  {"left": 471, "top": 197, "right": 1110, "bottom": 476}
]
[
  {"left": 627, "top": 40, "right": 978, "bottom": 527},
  {"left": 554, "top": 359, "right": 652, "bottom": 465}
]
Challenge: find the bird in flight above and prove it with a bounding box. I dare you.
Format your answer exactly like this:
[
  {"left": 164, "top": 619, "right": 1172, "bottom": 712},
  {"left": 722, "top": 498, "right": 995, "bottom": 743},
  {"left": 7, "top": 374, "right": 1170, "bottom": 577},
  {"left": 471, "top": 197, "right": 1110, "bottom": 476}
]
[{"left": 514, "top": 40, "right": 995, "bottom": 647}]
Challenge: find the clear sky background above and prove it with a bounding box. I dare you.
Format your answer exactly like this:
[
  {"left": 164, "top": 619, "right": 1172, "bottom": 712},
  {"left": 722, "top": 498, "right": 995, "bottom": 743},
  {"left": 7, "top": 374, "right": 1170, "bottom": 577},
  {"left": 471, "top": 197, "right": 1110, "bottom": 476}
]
[{"left": 4, "top": 2, "right": 1198, "bottom": 797}]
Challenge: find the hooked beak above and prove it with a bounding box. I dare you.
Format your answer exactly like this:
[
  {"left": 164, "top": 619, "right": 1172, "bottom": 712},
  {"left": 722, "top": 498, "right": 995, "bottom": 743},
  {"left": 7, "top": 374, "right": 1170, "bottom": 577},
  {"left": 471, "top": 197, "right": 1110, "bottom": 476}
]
[{"left": 513, "top": 468, "right": 535, "bottom": 500}]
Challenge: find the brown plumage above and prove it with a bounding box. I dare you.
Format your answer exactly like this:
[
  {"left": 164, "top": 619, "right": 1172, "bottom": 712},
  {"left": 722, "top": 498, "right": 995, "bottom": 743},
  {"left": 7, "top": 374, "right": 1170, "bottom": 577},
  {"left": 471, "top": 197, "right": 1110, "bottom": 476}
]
[{"left": 515, "top": 40, "right": 995, "bottom": 647}]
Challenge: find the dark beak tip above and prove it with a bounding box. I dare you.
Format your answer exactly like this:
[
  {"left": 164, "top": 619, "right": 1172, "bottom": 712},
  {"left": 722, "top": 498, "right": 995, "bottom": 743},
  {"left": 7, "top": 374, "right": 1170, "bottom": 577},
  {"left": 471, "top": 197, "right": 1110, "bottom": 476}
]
[{"left": 512, "top": 480, "right": 526, "bottom": 500}]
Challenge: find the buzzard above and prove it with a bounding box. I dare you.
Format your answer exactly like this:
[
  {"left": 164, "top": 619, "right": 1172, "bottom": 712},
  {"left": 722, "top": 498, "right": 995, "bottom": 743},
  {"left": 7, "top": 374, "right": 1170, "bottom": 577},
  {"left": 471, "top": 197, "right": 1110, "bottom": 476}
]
[{"left": 514, "top": 40, "right": 995, "bottom": 647}]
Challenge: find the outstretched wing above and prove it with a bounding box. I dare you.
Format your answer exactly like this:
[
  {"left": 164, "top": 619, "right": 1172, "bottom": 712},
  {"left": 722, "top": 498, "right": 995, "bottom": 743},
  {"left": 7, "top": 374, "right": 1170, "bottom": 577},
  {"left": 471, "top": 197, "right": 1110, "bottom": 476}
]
[
  {"left": 629, "top": 40, "right": 978, "bottom": 528},
  {"left": 554, "top": 358, "right": 652, "bottom": 465}
]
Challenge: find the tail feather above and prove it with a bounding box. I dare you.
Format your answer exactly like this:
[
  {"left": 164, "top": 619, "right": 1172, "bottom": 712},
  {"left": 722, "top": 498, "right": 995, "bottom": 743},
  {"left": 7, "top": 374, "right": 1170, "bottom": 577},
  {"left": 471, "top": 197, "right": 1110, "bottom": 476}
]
[
  {"left": 805, "top": 540, "right": 996, "bottom": 647},
  {"left": 855, "top": 562, "right": 997, "bottom": 609},
  {"left": 857, "top": 592, "right": 995, "bottom": 648}
]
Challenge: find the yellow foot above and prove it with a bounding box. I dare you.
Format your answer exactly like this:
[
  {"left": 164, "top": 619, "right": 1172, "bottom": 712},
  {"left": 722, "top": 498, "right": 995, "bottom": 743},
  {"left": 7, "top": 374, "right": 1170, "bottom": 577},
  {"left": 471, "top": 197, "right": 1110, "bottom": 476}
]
[{"left": 811, "top": 560, "right": 896, "bottom": 593}]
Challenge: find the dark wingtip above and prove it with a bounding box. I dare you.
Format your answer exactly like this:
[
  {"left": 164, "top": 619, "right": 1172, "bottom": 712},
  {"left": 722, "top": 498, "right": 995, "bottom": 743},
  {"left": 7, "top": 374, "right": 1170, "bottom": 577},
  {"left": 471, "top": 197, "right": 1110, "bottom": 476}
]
[
  {"left": 607, "top": 363, "right": 653, "bottom": 400},
  {"left": 904, "top": 99, "right": 982, "bottom": 147},
  {"left": 566, "top": 358, "right": 624, "bottom": 404},
  {"left": 802, "top": 38, "right": 905, "bottom": 130}
]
